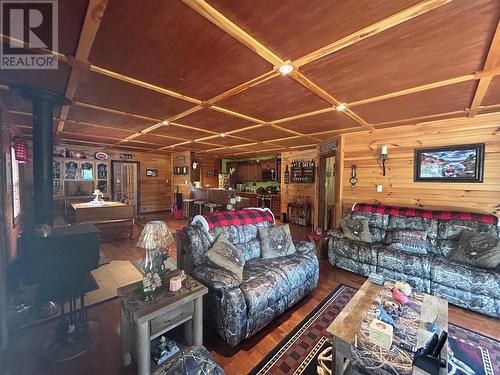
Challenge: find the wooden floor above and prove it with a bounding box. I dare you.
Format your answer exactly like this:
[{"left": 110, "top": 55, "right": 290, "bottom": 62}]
[{"left": 2, "top": 214, "right": 499, "bottom": 375}]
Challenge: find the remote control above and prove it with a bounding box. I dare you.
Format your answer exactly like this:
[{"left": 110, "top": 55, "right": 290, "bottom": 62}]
[
  {"left": 368, "top": 273, "right": 385, "bottom": 285},
  {"left": 399, "top": 341, "right": 415, "bottom": 353}
]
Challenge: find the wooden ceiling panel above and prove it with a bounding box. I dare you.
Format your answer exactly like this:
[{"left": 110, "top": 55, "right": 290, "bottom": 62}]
[
  {"left": 180, "top": 108, "right": 255, "bottom": 133},
  {"left": 59, "top": 133, "right": 129, "bottom": 146},
  {"left": 68, "top": 105, "right": 156, "bottom": 131},
  {"left": 206, "top": 136, "right": 248, "bottom": 146},
  {"left": 150, "top": 124, "right": 210, "bottom": 140},
  {"left": 62, "top": 122, "right": 134, "bottom": 139},
  {"left": 176, "top": 142, "right": 214, "bottom": 151},
  {"left": 301, "top": 0, "right": 499, "bottom": 102},
  {"left": 234, "top": 125, "right": 293, "bottom": 141},
  {"left": 268, "top": 136, "right": 315, "bottom": 148},
  {"left": 0, "top": 58, "right": 71, "bottom": 94},
  {"left": 218, "top": 76, "right": 329, "bottom": 121},
  {"left": 482, "top": 76, "right": 500, "bottom": 106},
  {"left": 75, "top": 71, "right": 194, "bottom": 119},
  {"left": 59, "top": 0, "right": 89, "bottom": 55},
  {"left": 90, "top": 0, "right": 271, "bottom": 100},
  {"left": 119, "top": 140, "right": 162, "bottom": 150},
  {"left": 354, "top": 81, "right": 476, "bottom": 124},
  {"left": 133, "top": 134, "right": 179, "bottom": 146},
  {"left": 7, "top": 112, "right": 58, "bottom": 129},
  {"left": 208, "top": 0, "right": 420, "bottom": 60},
  {"left": 280, "top": 110, "right": 360, "bottom": 134},
  {"left": 0, "top": 89, "right": 32, "bottom": 113}
]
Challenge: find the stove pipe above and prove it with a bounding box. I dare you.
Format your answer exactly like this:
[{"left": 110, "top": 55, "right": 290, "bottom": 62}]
[{"left": 11, "top": 85, "right": 70, "bottom": 234}]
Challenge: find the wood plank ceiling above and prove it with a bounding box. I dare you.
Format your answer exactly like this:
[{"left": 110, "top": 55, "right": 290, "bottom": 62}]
[{"left": 0, "top": 0, "right": 499, "bottom": 157}]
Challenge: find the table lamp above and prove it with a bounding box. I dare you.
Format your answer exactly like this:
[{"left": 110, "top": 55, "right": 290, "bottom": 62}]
[{"left": 136, "top": 220, "right": 174, "bottom": 277}]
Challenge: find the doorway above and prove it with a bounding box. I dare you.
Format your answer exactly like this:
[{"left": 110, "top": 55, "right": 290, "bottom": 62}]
[
  {"left": 111, "top": 161, "right": 140, "bottom": 214},
  {"left": 318, "top": 153, "right": 335, "bottom": 231}
]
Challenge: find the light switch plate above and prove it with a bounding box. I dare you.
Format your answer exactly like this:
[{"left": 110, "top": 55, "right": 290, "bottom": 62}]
[{"left": 377, "top": 185, "right": 383, "bottom": 193}]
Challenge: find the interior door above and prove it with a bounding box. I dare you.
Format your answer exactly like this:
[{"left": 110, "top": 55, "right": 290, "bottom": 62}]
[
  {"left": 319, "top": 154, "right": 336, "bottom": 230},
  {"left": 112, "top": 161, "right": 139, "bottom": 214}
]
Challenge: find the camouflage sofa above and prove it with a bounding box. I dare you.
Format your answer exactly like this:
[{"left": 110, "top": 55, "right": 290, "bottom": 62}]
[
  {"left": 153, "top": 346, "right": 224, "bottom": 375},
  {"left": 328, "top": 204, "right": 499, "bottom": 317},
  {"left": 180, "top": 211, "right": 319, "bottom": 347}
]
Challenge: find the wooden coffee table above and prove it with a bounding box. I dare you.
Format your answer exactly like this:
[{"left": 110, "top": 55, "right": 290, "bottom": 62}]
[{"left": 326, "top": 280, "right": 448, "bottom": 375}]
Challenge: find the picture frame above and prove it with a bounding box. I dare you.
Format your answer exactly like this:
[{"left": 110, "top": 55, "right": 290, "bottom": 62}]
[
  {"left": 414, "top": 143, "right": 484, "bottom": 183},
  {"left": 207, "top": 171, "right": 212, "bottom": 177},
  {"left": 146, "top": 168, "right": 159, "bottom": 177}
]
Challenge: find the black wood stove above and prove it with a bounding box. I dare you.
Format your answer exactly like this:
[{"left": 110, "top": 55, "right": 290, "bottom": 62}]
[{"left": 14, "top": 86, "right": 100, "bottom": 361}]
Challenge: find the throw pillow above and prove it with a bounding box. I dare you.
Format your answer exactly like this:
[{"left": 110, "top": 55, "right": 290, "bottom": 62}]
[
  {"left": 385, "top": 229, "right": 428, "bottom": 255},
  {"left": 340, "top": 218, "right": 373, "bottom": 243},
  {"left": 206, "top": 234, "right": 245, "bottom": 282},
  {"left": 450, "top": 230, "right": 500, "bottom": 269},
  {"left": 259, "top": 224, "right": 296, "bottom": 259}
]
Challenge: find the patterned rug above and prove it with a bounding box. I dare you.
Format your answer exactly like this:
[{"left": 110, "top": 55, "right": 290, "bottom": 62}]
[{"left": 250, "top": 284, "right": 499, "bottom": 375}]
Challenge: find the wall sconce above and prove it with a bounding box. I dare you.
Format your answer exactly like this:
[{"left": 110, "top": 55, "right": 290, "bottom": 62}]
[
  {"left": 350, "top": 165, "right": 357, "bottom": 187},
  {"left": 379, "top": 145, "right": 388, "bottom": 176}
]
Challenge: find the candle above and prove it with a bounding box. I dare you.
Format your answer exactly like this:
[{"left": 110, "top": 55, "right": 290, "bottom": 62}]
[
  {"left": 381, "top": 145, "right": 388, "bottom": 155},
  {"left": 169, "top": 276, "right": 182, "bottom": 291}
]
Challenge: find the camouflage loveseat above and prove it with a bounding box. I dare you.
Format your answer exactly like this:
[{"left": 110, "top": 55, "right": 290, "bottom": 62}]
[
  {"left": 179, "top": 208, "right": 319, "bottom": 346},
  {"left": 328, "top": 203, "right": 499, "bottom": 317}
]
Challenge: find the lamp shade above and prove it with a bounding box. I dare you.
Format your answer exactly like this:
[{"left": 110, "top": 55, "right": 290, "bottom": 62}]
[{"left": 136, "top": 220, "right": 174, "bottom": 249}]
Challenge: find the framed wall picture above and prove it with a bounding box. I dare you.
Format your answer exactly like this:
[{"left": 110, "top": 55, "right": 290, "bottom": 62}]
[
  {"left": 414, "top": 143, "right": 484, "bottom": 182},
  {"left": 207, "top": 171, "right": 212, "bottom": 177},
  {"left": 146, "top": 168, "right": 159, "bottom": 177}
]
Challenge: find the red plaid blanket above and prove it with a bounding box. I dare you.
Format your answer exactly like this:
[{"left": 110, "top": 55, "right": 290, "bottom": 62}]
[
  {"left": 194, "top": 208, "right": 275, "bottom": 230},
  {"left": 352, "top": 203, "right": 498, "bottom": 225}
]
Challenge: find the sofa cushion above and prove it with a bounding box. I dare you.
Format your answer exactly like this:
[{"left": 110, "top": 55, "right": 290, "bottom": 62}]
[
  {"left": 385, "top": 229, "right": 428, "bottom": 255},
  {"left": 340, "top": 218, "right": 373, "bottom": 243},
  {"left": 430, "top": 257, "right": 500, "bottom": 299},
  {"left": 209, "top": 222, "right": 273, "bottom": 260},
  {"left": 436, "top": 219, "right": 499, "bottom": 257},
  {"left": 332, "top": 237, "right": 379, "bottom": 265},
  {"left": 387, "top": 216, "right": 438, "bottom": 254},
  {"left": 349, "top": 211, "right": 390, "bottom": 243},
  {"left": 258, "top": 224, "right": 296, "bottom": 259},
  {"left": 240, "top": 254, "right": 317, "bottom": 317},
  {"left": 206, "top": 235, "right": 245, "bottom": 282},
  {"left": 449, "top": 230, "right": 500, "bottom": 269},
  {"left": 378, "top": 246, "right": 431, "bottom": 279}
]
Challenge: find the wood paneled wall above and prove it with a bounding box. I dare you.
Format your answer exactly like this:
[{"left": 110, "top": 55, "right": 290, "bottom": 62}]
[
  {"left": 133, "top": 153, "right": 171, "bottom": 213},
  {"left": 340, "top": 114, "right": 500, "bottom": 217},
  {"left": 280, "top": 149, "right": 319, "bottom": 228}
]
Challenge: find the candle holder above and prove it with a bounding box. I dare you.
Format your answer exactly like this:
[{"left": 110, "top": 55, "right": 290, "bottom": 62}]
[{"left": 379, "top": 145, "right": 388, "bottom": 176}]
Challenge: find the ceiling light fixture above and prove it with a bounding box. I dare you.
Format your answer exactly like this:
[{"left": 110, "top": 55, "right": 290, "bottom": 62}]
[
  {"left": 161, "top": 120, "right": 170, "bottom": 125},
  {"left": 220, "top": 133, "right": 226, "bottom": 137},
  {"left": 336, "top": 103, "right": 347, "bottom": 111},
  {"left": 278, "top": 63, "right": 294, "bottom": 75}
]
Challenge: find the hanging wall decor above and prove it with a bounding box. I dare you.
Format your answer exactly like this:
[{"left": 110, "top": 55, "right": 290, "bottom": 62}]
[
  {"left": 11, "top": 136, "right": 28, "bottom": 164},
  {"left": 414, "top": 143, "right": 485, "bottom": 182}
]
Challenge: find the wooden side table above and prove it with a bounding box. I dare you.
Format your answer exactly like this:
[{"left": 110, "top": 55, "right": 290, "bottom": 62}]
[{"left": 118, "top": 272, "right": 208, "bottom": 375}]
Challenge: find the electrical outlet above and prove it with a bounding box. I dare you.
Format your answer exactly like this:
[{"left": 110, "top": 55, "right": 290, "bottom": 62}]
[{"left": 377, "top": 185, "right": 383, "bottom": 193}]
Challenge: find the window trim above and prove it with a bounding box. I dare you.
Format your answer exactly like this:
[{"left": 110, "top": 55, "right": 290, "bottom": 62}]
[{"left": 10, "top": 147, "right": 21, "bottom": 226}]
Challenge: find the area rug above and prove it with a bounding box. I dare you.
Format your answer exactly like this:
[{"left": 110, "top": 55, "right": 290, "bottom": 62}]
[{"left": 249, "top": 284, "right": 499, "bottom": 375}]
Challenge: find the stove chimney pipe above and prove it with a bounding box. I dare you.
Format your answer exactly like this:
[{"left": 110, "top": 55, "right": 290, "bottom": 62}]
[{"left": 11, "top": 85, "right": 70, "bottom": 235}]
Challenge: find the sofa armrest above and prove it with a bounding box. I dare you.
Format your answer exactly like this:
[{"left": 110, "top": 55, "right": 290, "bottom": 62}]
[
  {"left": 192, "top": 265, "right": 241, "bottom": 291},
  {"left": 294, "top": 240, "right": 315, "bottom": 254},
  {"left": 328, "top": 228, "right": 344, "bottom": 239}
]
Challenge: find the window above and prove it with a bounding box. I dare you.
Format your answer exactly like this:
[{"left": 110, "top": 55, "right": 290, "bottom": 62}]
[{"left": 11, "top": 147, "right": 20, "bottom": 224}]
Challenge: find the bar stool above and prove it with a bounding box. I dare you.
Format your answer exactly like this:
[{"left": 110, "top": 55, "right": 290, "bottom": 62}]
[
  {"left": 183, "top": 198, "right": 197, "bottom": 220},
  {"left": 203, "top": 202, "right": 223, "bottom": 214},
  {"left": 193, "top": 200, "right": 206, "bottom": 216}
]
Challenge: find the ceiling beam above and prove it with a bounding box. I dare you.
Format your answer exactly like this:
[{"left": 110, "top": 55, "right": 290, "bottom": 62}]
[
  {"left": 290, "top": 71, "right": 373, "bottom": 129},
  {"left": 468, "top": 20, "right": 500, "bottom": 117},
  {"left": 56, "top": 0, "right": 108, "bottom": 135},
  {"left": 182, "top": 0, "right": 284, "bottom": 66},
  {"left": 293, "top": 0, "right": 452, "bottom": 67}
]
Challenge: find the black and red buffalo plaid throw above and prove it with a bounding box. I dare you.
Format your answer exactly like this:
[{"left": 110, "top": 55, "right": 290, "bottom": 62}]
[
  {"left": 353, "top": 203, "right": 498, "bottom": 225},
  {"left": 203, "top": 209, "right": 275, "bottom": 230}
]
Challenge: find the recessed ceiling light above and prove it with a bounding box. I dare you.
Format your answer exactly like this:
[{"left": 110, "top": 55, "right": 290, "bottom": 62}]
[
  {"left": 161, "top": 120, "right": 170, "bottom": 125},
  {"left": 336, "top": 103, "right": 347, "bottom": 111},
  {"left": 220, "top": 133, "right": 226, "bottom": 137},
  {"left": 278, "top": 63, "right": 294, "bottom": 75}
]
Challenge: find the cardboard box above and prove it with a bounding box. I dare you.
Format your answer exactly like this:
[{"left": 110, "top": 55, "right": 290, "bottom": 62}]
[{"left": 369, "top": 319, "right": 393, "bottom": 350}]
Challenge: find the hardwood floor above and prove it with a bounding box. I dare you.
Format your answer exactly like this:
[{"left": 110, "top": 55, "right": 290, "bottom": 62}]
[{"left": 2, "top": 214, "right": 499, "bottom": 375}]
